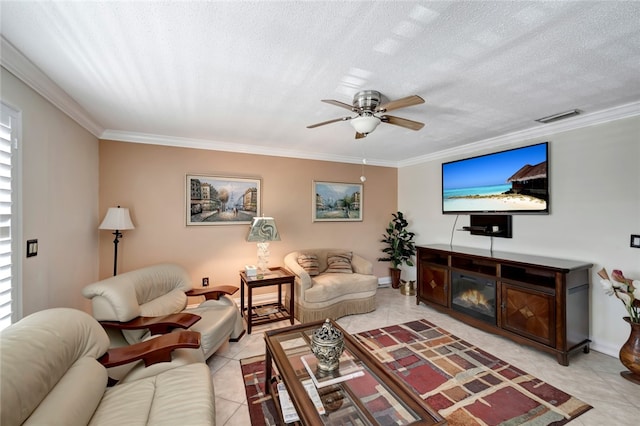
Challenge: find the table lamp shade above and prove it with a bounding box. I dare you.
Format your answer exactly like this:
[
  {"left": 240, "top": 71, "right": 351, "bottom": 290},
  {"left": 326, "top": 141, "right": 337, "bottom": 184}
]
[
  {"left": 246, "top": 217, "right": 280, "bottom": 276},
  {"left": 99, "top": 207, "right": 135, "bottom": 231},
  {"left": 246, "top": 217, "right": 280, "bottom": 242}
]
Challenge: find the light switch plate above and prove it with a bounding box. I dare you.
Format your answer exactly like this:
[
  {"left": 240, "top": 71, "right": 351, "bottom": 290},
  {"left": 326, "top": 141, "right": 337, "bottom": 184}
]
[
  {"left": 26, "top": 239, "right": 38, "bottom": 257},
  {"left": 631, "top": 234, "right": 640, "bottom": 248}
]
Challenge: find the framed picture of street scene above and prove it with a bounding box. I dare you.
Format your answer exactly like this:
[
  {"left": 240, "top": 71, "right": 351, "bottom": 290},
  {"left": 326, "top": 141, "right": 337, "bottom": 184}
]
[
  {"left": 187, "top": 175, "right": 261, "bottom": 225},
  {"left": 313, "top": 181, "right": 363, "bottom": 222}
]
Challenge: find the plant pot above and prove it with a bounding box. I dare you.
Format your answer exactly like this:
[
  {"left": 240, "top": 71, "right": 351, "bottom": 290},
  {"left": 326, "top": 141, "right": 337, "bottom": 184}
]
[
  {"left": 390, "top": 268, "right": 401, "bottom": 289},
  {"left": 620, "top": 317, "right": 640, "bottom": 385}
]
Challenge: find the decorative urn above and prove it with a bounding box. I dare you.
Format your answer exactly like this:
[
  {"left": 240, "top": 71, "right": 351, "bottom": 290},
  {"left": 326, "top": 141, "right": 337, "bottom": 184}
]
[{"left": 310, "top": 319, "right": 345, "bottom": 372}]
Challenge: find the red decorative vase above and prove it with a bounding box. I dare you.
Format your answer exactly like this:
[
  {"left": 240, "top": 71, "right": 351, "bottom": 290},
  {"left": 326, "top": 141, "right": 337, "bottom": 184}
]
[{"left": 619, "top": 317, "right": 640, "bottom": 385}]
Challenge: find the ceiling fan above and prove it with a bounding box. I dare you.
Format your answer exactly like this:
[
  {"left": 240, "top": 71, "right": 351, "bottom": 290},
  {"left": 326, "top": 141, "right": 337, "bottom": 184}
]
[{"left": 307, "top": 90, "right": 425, "bottom": 139}]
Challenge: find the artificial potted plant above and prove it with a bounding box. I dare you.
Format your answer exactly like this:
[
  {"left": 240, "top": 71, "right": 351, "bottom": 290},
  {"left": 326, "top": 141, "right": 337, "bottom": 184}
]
[{"left": 378, "top": 211, "right": 416, "bottom": 289}]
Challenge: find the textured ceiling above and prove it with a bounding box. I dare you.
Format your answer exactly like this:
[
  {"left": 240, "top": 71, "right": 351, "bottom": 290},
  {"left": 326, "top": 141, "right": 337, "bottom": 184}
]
[{"left": 1, "top": 1, "right": 639, "bottom": 166}]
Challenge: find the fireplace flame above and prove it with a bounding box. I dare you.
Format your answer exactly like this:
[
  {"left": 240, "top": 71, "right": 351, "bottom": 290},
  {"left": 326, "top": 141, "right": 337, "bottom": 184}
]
[{"left": 459, "top": 289, "right": 491, "bottom": 309}]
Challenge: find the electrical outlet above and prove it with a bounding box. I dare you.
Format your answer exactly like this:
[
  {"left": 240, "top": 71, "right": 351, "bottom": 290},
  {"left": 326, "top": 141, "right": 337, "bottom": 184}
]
[
  {"left": 202, "top": 277, "right": 209, "bottom": 286},
  {"left": 631, "top": 234, "right": 640, "bottom": 249}
]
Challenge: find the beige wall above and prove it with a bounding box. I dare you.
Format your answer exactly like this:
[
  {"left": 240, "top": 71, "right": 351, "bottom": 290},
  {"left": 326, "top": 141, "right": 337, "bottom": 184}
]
[
  {"left": 1, "top": 67, "right": 99, "bottom": 316},
  {"left": 99, "top": 140, "right": 397, "bottom": 292}
]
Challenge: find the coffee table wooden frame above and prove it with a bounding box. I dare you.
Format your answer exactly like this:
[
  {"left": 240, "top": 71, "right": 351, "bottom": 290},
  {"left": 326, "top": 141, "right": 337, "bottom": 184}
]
[{"left": 264, "top": 320, "right": 445, "bottom": 425}]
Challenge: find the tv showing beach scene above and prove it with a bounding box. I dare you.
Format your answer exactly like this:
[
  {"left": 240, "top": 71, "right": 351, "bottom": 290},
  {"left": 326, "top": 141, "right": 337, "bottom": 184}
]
[{"left": 442, "top": 142, "right": 549, "bottom": 214}]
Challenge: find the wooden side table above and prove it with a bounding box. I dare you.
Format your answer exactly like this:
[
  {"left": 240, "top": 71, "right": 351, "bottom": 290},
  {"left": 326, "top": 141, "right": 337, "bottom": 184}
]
[{"left": 240, "top": 266, "right": 295, "bottom": 334}]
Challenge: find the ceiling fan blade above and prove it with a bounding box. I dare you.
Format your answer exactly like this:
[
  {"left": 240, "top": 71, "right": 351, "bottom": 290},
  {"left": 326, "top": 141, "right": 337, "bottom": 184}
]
[
  {"left": 378, "top": 95, "right": 425, "bottom": 113},
  {"left": 355, "top": 132, "right": 366, "bottom": 139},
  {"left": 307, "top": 116, "right": 351, "bottom": 129},
  {"left": 321, "top": 99, "right": 354, "bottom": 111},
  {"left": 381, "top": 115, "right": 425, "bottom": 131}
]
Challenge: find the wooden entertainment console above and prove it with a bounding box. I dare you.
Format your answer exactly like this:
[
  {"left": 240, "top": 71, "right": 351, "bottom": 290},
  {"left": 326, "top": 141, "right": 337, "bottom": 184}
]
[{"left": 417, "top": 244, "right": 592, "bottom": 365}]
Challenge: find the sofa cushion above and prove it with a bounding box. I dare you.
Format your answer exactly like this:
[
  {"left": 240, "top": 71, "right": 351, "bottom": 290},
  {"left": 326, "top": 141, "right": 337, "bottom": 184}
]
[
  {"left": 184, "top": 300, "right": 241, "bottom": 357},
  {"left": 82, "top": 263, "right": 192, "bottom": 323},
  {"left": 325, "top": 251, "right": 353, "bottom": 273},
  {"left": 305, "top": 272, "right": 377, "bottom": 303},
  {"left": 297, "top": 253, "right": 320, "bottom": 276},
  {"left": 24, "top": 357, "right": 107, "bottom": 426},
  {"left": 0, "top": 308, "right": 110, "bottom": 426},
  {"left": 120, "top": 289, "right": 190, "bottom": 345},
  {"left": 88, "top": 363, "right": 214, "bottom": 426},
  {"left": 139, "top": 289, "right": 188, "bottom": 317}
]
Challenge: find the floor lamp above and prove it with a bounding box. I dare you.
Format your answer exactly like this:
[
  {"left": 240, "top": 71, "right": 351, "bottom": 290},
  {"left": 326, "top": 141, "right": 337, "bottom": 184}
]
[
  {"left": 99, "top": 206, "right": 135, "bottom": 276},
  {"left": 246, "top": 216, "right": 280, "bottom": 278}
]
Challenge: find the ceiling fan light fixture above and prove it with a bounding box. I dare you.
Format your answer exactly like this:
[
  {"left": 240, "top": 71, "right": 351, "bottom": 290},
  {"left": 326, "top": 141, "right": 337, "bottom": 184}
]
[
  {"left": 308, "top": 90, "right": 424, "bottom": 134},
  {"left": 350, "top": 115, "right": 381, "bottom": 134}
]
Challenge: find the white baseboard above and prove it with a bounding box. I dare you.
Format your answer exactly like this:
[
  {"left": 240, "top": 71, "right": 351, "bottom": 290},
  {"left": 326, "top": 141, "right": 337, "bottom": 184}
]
[
  {"left": 233, "top": 292, "right": 278, "bottom": 307},
  {"left": 378, "top": 277, "right": 391, "bottom": 288},
  {"left": 589, "top": 341, "right": 618, "bottom": 358}
]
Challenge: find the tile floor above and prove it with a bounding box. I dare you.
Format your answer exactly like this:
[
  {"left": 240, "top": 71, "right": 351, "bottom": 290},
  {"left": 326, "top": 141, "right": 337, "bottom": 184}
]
[{"left": 208, "top": 288, "right": 640, "bottom": 425}]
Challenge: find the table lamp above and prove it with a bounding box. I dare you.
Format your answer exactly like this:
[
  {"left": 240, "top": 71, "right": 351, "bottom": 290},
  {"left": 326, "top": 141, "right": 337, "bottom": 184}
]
[{"left": 246, "top": 216, "right": 280, "bottom": 277}]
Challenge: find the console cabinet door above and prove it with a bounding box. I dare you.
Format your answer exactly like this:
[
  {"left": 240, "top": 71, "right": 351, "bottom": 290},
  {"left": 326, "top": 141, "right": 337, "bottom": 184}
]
[
  {"left": 501, "top": 283, "right": 555, "bottom": 346},
  {"left": 419, "top": 264, "right": 448, "bottom": 307}
]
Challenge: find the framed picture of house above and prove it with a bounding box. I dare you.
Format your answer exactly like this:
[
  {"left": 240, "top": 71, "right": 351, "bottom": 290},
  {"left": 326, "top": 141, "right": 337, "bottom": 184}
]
[
  {"left": 187, "top": 175, "right": 261, "bottom": 225},
  {"left": 313, "top": 181, "right": 363, "bottom": 222}
]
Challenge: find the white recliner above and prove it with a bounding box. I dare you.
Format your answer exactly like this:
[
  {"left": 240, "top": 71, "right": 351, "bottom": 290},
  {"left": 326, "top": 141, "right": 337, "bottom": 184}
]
[
  {"left": 0, "top": 308, "right": 215, "bottom": 426},
  {"left": 82, "top": 263, "right": 245, "bottom": 368}
]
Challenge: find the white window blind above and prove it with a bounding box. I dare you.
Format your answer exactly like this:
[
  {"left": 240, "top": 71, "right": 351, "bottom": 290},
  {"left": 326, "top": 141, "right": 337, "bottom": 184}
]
[{"left": 0, "top": 105, "right": 15, "bottom": 330}]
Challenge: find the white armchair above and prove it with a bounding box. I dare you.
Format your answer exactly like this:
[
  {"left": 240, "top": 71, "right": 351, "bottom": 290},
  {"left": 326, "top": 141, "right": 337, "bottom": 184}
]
[{"left": 82, "top": 263, "right": 244, "bottom": 380}]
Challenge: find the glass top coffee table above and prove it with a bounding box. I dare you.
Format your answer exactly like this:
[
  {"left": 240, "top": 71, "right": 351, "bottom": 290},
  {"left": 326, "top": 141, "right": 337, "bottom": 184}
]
[{"left": 264, "top": 320, "right": 445, "bottom": 425}]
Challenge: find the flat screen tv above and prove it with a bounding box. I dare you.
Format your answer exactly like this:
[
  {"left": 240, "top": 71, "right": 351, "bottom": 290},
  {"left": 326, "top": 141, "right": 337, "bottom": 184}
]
[{"left": 442, "top": 142, "right": 549, "bottom": 215}]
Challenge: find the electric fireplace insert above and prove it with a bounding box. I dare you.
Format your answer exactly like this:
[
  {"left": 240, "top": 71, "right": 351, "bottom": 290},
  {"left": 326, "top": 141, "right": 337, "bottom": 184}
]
[{"left": 451, "top": 271, "right": 496, "bottom": 324}]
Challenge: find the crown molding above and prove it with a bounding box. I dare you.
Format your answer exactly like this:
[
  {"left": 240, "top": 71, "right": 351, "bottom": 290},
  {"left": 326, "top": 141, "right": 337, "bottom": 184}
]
[
  {"left": 102, "top": 101, "right": 640, "bottom": 168},
  {"left": 398, "top": 101, "right": 640, "bottom": 167},
  {"left": 100, "top": 129, "right": 396, "bottom": 167},
  {"left": 102, "top": 99, "right": 640, "bottom": 168},
  {"left": 0, "top": 36, "right": 104, "bottom": 137}
]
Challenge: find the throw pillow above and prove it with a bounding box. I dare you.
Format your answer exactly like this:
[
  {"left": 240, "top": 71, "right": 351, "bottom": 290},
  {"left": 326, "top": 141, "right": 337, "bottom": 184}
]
[
  {"left": 297, "top": 253, "right": 320, "bottom": 276},
  {"left": 325, "top": 251, "right": 353, "bottom": 274}
]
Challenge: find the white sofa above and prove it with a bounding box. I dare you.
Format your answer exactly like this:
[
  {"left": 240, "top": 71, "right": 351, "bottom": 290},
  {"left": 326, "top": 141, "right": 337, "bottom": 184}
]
[
  {"left": 284, "top": 249, "right": 378, "bottom": 323},
  {"left": 0, "top": 308, "right": 215, "bottom": 426}
]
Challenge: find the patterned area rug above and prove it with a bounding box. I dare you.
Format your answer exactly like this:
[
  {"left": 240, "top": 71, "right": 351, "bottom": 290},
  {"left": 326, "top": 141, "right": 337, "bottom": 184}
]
[{"left": 240, "top": 319, "right": 592, "bottom": 425}]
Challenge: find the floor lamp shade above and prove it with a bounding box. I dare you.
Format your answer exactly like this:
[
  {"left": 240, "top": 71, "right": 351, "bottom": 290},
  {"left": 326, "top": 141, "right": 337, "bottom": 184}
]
[
  {"left": 100, "top": 206, "right": 135, "bottom": 276},
  {"left": 99, "top": 207, "right": 135, "bottom": 231}
]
